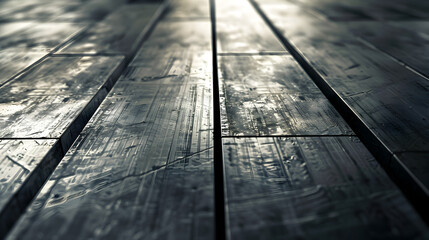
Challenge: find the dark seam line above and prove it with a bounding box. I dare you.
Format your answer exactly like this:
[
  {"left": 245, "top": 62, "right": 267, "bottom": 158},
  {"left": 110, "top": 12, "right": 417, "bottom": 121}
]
[
  {"left": 210, "top": 0, "right": 227, "bottom": 239},
  {"left": 249, "top": 0, "right": 429, "bottom": 225}
]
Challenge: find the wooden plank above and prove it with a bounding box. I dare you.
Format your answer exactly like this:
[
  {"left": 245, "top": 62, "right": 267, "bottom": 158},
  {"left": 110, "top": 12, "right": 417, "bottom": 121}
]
[
  {"left": 0, "top": 52, "right": 45, "bottom": 86},
  {"left": 0, "top": 140, "right": 62, "bottom": 239},
  {"left": 0, "top": 22, "right": 33, "bottom": 39},
  {"left": 223, "top": 137, "right": 428, "bottom": 239},
  {"left": 7, "top": 73, "right": 214, "bottom": 240},
  {"left": 0, "top": 22, "right": 83, "bottom": 52},
  {"left": 219, "top": 55, "right": 352, "bottom": 136},
  {"left": 53, "top": 0, "right": 128, "bottom": 22},
  {"left": 59, "top": 4, "right": 162, "bottom": 56},
  {"left": 0, "top": 2, "right": 79, "bottom": 22},
  {"left": 216, "top": 0, "right": 285, "bottom": 53},
  {"left": 290, "top": 0, "right": 423, "bottom": 21},
  {"left": 256, "top": 2, "right": 429, "bottom": 204},
  {"left": 7, "top": 11, "right": 214, "bottom": 237},
  {"left": 165, "top": 0, "right": 210, "bottom": 20},
  {"left": 0, "top": 56, "right": 125, "bottom": 150},
  {"left": 141, "top": 21, "right": 211, "bottom": 51},
  {"left": 346, "top": 21, "right": 429, "bottom": 78},
  {"left": 128, "top": 49, "right": 212, "bottom": 85}
]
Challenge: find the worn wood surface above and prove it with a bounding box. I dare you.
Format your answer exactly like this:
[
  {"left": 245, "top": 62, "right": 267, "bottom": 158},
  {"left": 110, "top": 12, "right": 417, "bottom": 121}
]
[
  {"left": 1, "top": 0, "right": 429, "bottom": 239},
  {"left": 0, "top": 22, "right": 83, "bottom": 52},
  {"left": 142, "top": 21, "right": 211, "bottom": 51},
  {"left": 7, "top": 69, "right": 214, "bottom": 240},
  {"left": 6, "top": 6, "right": 214, "bottom": 239},
  {"left": 0, "top": 52, "right": 45, "bottom": 86},
  {"left": 59, "top": 4, "right": 161, "bottom": 56},
  {"left": 256, "top": 1, "right": 429, "bottom": 201},
  {"left": 219, "top": 55, "right": 352, "bottom": 136},
  {"left": 53, "top": 0, "right": 128, "bottom": 22},
  {"left": 290, "top": 0, "right": 428, "bottom": 21},
  {"left": 216, "top": 0, "right": 284, "bottom": 53},
  {"left": 0, "top": 140, "right": 62, "bottom": 239},
  {"left": 223, "top": 137, "right": 428, "bottom": 239},
  {"left": 165, "top": 0, "right": 209, "bottom": 20},
  {"left": 346, "top": 21, "right": 429, "bottom": 78},
  {"left": 0, "top": 56, "right": 124, "bottom": 141}
]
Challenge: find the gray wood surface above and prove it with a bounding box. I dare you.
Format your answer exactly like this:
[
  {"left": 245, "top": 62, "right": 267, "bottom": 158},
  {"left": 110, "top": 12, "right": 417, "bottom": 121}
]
[
  {"left": 346, "top": 21, "right": 429, "bottom": 78},
  {"left": 216, "top": 0, "right": 284, "bottom": 53},
  {"left": 59, "top": 4, "right": 162, "bottom": 56},
  {"left": 0, "top": 52, "right": 45, "bottom": 86},
  {"left": 142, "top": 21, "right": 211, "bottom": 51},
  {"left": 223, "top": 136, "right": 428, "bottom": 239},
  {"left": 0, "top": 140, "right": 62, "bottom": 239},
  {"left": 165, "top": 0, "right": 209, "bottom": 20},
  {"left": 256, "top": 1, "right": 429, "bottom": 200},
  {"left": 6, "top": 9, "right": 214, "bottom": 239},
  {"left": 0, "top": 22, "right": 83, "bottom": 53},
  {"left": 290, "top": 0, "right": 426, "bottom": 21},
  {"left": 219, "top": 55, "right": 352, "bottom": 136},
  {"left": 7, "top": 72, "right": 214, "bottom": 240},
  {"left": 0, "top": 56, "right": 124, "bottom": 143}
]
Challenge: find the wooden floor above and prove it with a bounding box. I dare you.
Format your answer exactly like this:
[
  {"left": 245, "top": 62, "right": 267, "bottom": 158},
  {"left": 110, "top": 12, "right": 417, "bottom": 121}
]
[{"left": 0, "top": 0, "right": 428, "bottom": 239}]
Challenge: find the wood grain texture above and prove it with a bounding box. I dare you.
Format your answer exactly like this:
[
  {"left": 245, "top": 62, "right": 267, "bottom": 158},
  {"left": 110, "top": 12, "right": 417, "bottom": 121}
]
[
  {"left": 0, "top": 140, "right": 62, "bottom": 239},
  {"left": 219, "top": 55, "right": 352, "bottom": 136},
  {"left": 7, "top": 77, "right": 214, "bottom": 240},
  {"left": 0, "top": 2, "right": 77, "bottom": 22},
  {"left": 141, "top": 21, "right": 211, "bottom": 51},
  {"left": 0, "top": 22, "right": 83, "bottom": 52},
  {"left": 346, "top": 21, "right": 429, "bottom": 78},
  {"left": 257, "top": 2, "right": 429, "bottom": 197},
  {"left": 223, "top": 137, "right": 428, "bottom": 239},
  {"left": 127, "top": 50, "right": 212, "bottom": 85},
  {"left": 165, "top": 0, "right": 209, "bottom": 20},
  {"left": 53, "top": 0, "right": 128, "bottom": 22},
  {"left": 289, "top": 0, "right": 425, "bottom": 21},
  {"left": 0, "top": 51, "right": 45, "bottom": 86},
  {"left": 59, "top": 4, "right": 161, "bottom": 56},
  {"left": 7, "top": 13, "right": 214, "bottom": 238},
  {"left": 0, "top": 56, "right": 125, "bottom": 141},
  {"left": 216, "top": 0, "right": 284, "bottom": 53}
]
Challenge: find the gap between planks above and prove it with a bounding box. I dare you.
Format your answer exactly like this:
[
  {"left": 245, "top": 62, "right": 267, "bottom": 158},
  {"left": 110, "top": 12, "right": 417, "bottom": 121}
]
[{"left": 210, "top": 0, "right": 227, "bottom": 239}]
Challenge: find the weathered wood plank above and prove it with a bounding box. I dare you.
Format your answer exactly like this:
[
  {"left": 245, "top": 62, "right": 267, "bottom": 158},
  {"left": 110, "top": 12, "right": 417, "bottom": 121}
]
[
  {"left": 127, "top": 50, "right": 212, "bottom": 85},
  {"left": 59, "top": 4, "right": 162, "bottom": 56},
  {"left": 0, "top": 22, "right": 83, "bottom": 52},
  {"left": 223, "top": 137, "right": 428, "bottom": 239},
  {"left": 0, "top": 56, "right": 125, "bottom": 150},
  {"left": 216, "top": 0, "right": 284, "bottom": 53},
  {"left": 165, "top": 0, "right": 210, "bottom": 20},
  {"left": 0, "top": 52, "right": 45, "bottom": 86},
  {"left": 346, "top": 21, "right": 429, "bottom": 78},
  {"left": 7, "top": 11, "right": 214, "bottom": 237},
  {"left": 219, "top": 55, "right": 352, "bottom": 136},
  {"left": 141, "top": 21, "right": 211, "bottom": 51},
  {"left": 256, "top": 1, "right": 429, "bottom": 204},
  {"left": 290, "top": 0, "right": 424, "bottom": 21},
  {"left": 53, "top": 0, "right": 128, "bottom": 22},
  {"left": 7, "top": 78, "right": 214, "bottom": 240},
  {"left": 0, "top": 140, "right": 62, "bottom": 239},
  {"left": 0, "top": 2, "right": 79, "bottom": 22}
]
